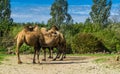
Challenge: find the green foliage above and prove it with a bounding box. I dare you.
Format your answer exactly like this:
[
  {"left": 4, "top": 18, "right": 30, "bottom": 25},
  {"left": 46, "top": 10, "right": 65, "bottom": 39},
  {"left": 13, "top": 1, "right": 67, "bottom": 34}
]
[
  {"left": 62, "top": 23, "right": 119, "bottom": 54},
  {"left": 0, "top": 0, "right": 13, "bottom": 50},
  {"left": 0, "top": 0, "right": 13, "bottom": 37},
  {"left": 93, "top": 28, "right": 118, "bottom": 52},
  {"left": 0, "top": 54, "right": 5, "bottom": 64},
  {"left": 6, "top": 22, "right": 120, "bottom": 54},
  {"left": 90, "top": 0, "right": 112, "bottom": 25},
  {"left": 71, "top": 33, "right": 109, "bottom": 53},
  {"left": 10, "top": 25, "right": 23, "bottom": 37},
  {"left": 62, "top": 23, "right": 83, "bottom": 53},
  {"left": 48, "top": 0, "right": 73, "bottom": 28},
  {"left": 0, "top": 24, "right": 22, "bottom": 49},
  {"left": 19, "top": 44, "right": 34, "bottom": 54},
  {"left": 0, "top": 47, "right": 10, "bottom": 64},
  {"left": 0, "top": 46, "right": 7, "bottom": 54}
]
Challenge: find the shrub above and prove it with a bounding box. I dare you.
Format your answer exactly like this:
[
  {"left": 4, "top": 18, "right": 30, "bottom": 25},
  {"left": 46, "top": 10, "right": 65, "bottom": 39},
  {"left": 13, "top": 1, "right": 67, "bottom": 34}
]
[
  {"left": 71, "top": 33, "right": 110, "bottom": 53},
  {"left": 13, "top": 44, "right": 34, "bottom": 54}
]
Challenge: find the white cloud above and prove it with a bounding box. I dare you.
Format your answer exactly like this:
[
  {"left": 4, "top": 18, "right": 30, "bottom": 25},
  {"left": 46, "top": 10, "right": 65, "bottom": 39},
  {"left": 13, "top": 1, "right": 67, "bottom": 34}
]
[
  {"left": 11, "top": 14, "right": 32, "bottom": 18},
  {"left": 11, "top": 5, "right": 51, "bottom": 23},
  {"left": 69, "top": 5, "right": 91, "bottom": 15},
  {"left": 11, "top": 3, "right": 120, "bottom": 23}
]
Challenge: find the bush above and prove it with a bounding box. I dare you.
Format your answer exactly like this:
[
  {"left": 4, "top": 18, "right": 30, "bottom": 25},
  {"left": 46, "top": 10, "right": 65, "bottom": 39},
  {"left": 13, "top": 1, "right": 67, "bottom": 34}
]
[
  {"left": 13, "top": 44, "right": 34, "bottom": 54},
  {"left": 0, "top": 46, "right": 7, "bottom": 54},
  {"left": 71, "top": 33, "right": 110, "bottom": 53}
]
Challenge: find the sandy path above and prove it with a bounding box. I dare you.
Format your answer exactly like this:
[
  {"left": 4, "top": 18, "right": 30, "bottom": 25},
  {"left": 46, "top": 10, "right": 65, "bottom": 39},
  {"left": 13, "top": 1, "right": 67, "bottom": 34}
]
[{"left": 0, "top": 55, "right": 120, "bottom": 74}]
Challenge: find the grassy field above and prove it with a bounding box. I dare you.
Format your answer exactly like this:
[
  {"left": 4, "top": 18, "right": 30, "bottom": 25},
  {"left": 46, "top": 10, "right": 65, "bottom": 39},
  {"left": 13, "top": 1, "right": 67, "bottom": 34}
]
[
  {"left": 68, "top": 53, "right": 118, "bottom": 57},
  {"left": 0, "top": 54, "right": 7, "bottom": 64}
]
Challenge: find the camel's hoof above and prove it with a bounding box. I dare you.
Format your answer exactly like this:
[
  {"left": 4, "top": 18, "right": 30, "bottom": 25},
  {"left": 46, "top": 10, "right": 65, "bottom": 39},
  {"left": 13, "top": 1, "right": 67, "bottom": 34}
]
[
  {"left": 33, "top": 61, "right": 36, "bottom": 64},
  {"left": 53, "top": 59, "right": 56, "bottom": 61},
  {"left": 64, "top": 56, "right": 66, "bottom": 58},
  {"left": 60, "top": 58, "right": 63, "bottom": 61},
  {"left": 48, "top": 56, "right": 53, "bottom": 59},
  {"left": 18, "top": 61, "right": 22, "bottom": 64},
  {"left": 42, "top": 59, "right": 46, "bottom": 61},
  {"left": 38, "top": 61, "right": 40, "bottom": 64}
]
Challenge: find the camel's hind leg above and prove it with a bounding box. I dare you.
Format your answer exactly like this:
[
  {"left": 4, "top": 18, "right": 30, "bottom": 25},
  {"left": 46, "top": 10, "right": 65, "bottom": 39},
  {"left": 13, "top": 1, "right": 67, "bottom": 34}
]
[
  {"left": 16, "top": 42, "right": 23, "bottom": 64},
  {"left": 36, "top": 49, "right": 40, "bottom": 64},
  {"left": 48, "top": 48, "right": 53, "bottom": 58},
  {"left": 33, "top": 47, "right": 40, "bottom": 64},
  {"left": 60, "top": 44, "right": 67, "bottom": 60},
  {"left": 33, "top": 48, "right": 37, "bottom": 64},
  {"left": 60, "top": 52, "right": 65, "bottom": 61},
  {"left": 53, "top": 52, "right": 60, "bottom": 61}
]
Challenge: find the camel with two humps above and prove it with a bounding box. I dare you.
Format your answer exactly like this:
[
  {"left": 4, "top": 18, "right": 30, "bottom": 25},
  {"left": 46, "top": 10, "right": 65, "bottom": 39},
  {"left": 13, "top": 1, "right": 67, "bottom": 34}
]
[
  {"left": 15, "top": 25, "right": 43, "bottom": 64},
  {"left": 41, "top": 25, "right": 67, "bottom": 61},
  {"left": 15, "top": 25, "right": 66, "bottom": 64}
]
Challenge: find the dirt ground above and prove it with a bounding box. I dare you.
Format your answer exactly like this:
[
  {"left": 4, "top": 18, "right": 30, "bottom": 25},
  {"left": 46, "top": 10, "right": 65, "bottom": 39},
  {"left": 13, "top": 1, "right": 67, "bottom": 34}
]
[{"left": 0, "top": 54, "right": 120, "bottom": 74}]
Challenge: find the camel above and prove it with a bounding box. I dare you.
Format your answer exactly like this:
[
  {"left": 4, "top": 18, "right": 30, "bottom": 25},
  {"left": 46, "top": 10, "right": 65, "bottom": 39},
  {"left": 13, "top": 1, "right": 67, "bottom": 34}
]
[
  {"left": 15, "top": 25, "right": 66, "bottom": 64},
  {"left": 40, "top": 25, "right": 67, "bottom": 61},
  {"left": 15, "top": 25, "right": 61, "bottom": 63},
  {"left": 33, "top": 25, "right": 66, "bottom": 61},
  {"left": 48, "top": 25, "right": 67, "bottom": 60},
  {"left": 15, "top": 25, "right": 43, "bottom": 64},
  {"left": 53, "top": 32, "right": 67, "bottom": 61},
  {"left": 40, "top": 26, "right": 60, "bottom": 61}
]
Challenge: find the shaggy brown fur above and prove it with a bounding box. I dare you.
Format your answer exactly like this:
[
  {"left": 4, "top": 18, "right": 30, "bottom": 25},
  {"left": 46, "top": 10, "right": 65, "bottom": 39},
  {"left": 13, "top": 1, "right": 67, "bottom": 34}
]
[
  {"left": 15, "top": 25, "right": 43, "bottom": 64},
  {"left": 40, "top": 27, "right": 60, "bottom": 61},
  {"left": 15, "top": 25, "right": 66, "bottom": 63},
  {"left": 41, "top": 25, "right": 66, "bottom": 61},
  {"left": 53, "top": 32, "right": 67, "bottom": 61}
]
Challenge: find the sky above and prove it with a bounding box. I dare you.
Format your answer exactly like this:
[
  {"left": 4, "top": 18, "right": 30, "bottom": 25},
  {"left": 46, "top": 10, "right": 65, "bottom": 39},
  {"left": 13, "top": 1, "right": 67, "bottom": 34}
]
[{"left": 10, "top": 0, "right": 120, "bottom": 23}]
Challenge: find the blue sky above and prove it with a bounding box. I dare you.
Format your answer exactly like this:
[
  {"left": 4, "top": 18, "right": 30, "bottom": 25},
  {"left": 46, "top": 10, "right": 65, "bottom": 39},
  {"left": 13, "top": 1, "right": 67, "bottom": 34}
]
[{"left": 10, "top": 0, "right": 120, "bottom": 23}]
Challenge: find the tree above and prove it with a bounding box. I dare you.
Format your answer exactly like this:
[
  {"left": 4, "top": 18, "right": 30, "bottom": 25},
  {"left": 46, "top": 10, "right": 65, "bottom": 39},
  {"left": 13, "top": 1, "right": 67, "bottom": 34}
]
[
  {"left": 48, "top": 0, "right": 73, "bottom": 28},
  {"left": 84, "top": 17, "right": 92, "bottom": 24},
  {"left": 90, "top": 0, "right": 112, "bottom": 25},
  {"left": 0, "top": 0, "right": 13, "bottom": 37}
]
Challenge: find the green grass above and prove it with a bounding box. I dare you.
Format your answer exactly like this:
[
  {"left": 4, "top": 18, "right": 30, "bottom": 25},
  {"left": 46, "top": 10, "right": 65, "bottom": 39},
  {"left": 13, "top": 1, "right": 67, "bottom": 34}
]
[
  {"left": 0, "top": 54, "right": 6, "bottom": 64},
  {"left": 94, "top": 58, "right": 108, "bottom": 63},
  {"left": 68, "top": 53, "right": 119, "bottom": 63},
  {"left": 0, "top": 53, "right": 14, "bottom": 64},
  {"left": 68, "top": 53, "right": 118, "bottom": 57}
]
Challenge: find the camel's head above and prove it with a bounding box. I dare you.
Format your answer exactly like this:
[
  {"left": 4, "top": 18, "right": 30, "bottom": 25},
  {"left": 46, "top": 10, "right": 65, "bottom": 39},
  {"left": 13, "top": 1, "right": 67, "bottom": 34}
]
[
  {"left": 24, "top": 25, "right": 34, "bottom": 32},
  {"left": 48, "top": 25, "right": 59, "bottom": 35}
]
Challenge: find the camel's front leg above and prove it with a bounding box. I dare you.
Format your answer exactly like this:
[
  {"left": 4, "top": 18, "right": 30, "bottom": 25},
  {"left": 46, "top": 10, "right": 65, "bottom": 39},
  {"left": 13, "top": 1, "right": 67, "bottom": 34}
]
[
  {"left": 42, "top": 48, "right": 46, "bottom": 61},
  {"left": 16, "top": 46, "right": 22, "bottom": 64},
  {"left": 53, "top": 51, "right": 60, "bottom": 61}
]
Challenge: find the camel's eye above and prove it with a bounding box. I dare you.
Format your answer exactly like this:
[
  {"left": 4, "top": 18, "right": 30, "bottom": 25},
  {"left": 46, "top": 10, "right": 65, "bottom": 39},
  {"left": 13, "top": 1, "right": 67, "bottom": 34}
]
[{"left": 54, "top": 32, "right": 57, "bottom": 34}]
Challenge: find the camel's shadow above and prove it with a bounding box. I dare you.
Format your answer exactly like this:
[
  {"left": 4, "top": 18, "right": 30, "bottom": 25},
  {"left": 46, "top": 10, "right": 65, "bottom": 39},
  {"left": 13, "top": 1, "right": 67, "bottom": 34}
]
[{"left": 26, "top": 56, "right": 91, "bottom": 65}]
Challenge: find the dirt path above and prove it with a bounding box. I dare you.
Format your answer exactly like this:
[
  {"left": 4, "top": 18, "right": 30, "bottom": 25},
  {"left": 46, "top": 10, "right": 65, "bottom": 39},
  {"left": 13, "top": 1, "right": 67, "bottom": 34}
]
[{"left": 0, "top": 55, "right": 120, "bottom": 74}]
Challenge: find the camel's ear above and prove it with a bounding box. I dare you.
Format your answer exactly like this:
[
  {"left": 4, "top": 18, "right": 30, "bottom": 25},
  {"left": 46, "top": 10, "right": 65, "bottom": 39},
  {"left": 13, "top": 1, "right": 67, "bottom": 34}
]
[
  {"left": 24, "top": 25, "right": 29, "bottom": 29},
  {"left": 52, "top": 25, "right": 59, "bottom": 31}
]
